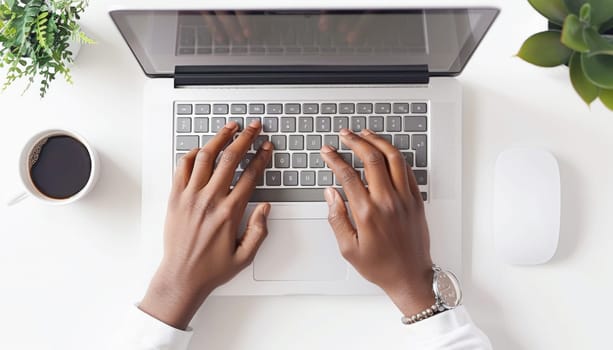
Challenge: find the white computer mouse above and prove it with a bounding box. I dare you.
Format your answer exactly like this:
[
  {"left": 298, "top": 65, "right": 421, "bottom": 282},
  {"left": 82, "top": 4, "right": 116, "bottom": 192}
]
[{"left": 493, "top": 148, "right": 560, "bottom": 265}]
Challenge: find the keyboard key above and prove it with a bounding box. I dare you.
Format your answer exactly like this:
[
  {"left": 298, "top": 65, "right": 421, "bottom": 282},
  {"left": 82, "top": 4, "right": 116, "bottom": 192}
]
[
  {"left": 316, "top": 117, "right": 332, "bottom": 132},
  {"left": 176, "top": 135, "right": 199, "bottom": 150},
  {"left": 292, "top": 153, "right": 308, "bottom": 168},
  {"left": 201, "top": 135, "right": 214, "bottom": 146},
  {"left": 263, "top": 117, "right": 279, "bottom": 132},
  {"left": 413, "top": 170, "right": 427, "bottom": 185},
  {"left": 285, "top": 104, "right": 301, "bottom": 114},
  {"left": 176, "top": 117, "right": 192, "bottom": 133},
  {"left": 318, "top": 171, "right": 334, "bottom": 186},
  {"left": 310, "top": 153, "right": 325, "bottom": 168},
  {"left": 230, "top": 104, "right": 247, "bottom": 114},
  {"left": 281, "top": 117, "right": 296, "bottom": 132},
  {"left": 299, "top": 117, "right": 314, "bottom": 132},
  {"left": 175, "top": 153, "right": 186, "bottom": 166},
  {"left": 393, "top": 103, "right": 410, "bottom": 114},
  {"left": 249, "top": 104, "right": 265, "bottom": 114},
  {"left": 354, "top": 156, "right": 364, "bottom": 168},
  {"left": 232, "top": 172, "right": 242, "bottom": 186},
  {"left": 386, "top": 116, "right": 402, "bottom": 132},
  {"left": 394, "top": 135, "right": 410, "bottom": 150},
  {"left": 351, "top": 117, "right": 367, "bottom": 132},
  {"left": 375, "top": 103, "right": 391, "bottom": 114},
  {"left": 195, "top": 104, "right": 210, "bottom": 115},
  {"left": 306, "top": 135, "right": 322, "bottom": 150},
  {"left": 300, "top": 171, "right": 316, "bottom": 186},
  {"left": 340, "top": 141, "right": 350, "bottom": 150},
  {"left": 303, "top": 103, "right": 319, "bottom": 114},
  {"left": 240, "top": 153, "right": 255, "bottom": 169},
  {"left": 333, "top": 117, "right": 349, "bottom": 132},
  {"left": 357, "top": 103, "right": 373, "bottom": 114},
  {"left": 283, "top": 171, "right": 299, "bottom": 186},
  {"left": 275, "top": 153, "right": 290, "bottom": 168},
  {"left": 211, "top": 117, "right": 226, "bottom": 132},
  {"left": 213, "top": 104, "right": 229, "bottom": 114},
  {"left": 267, "top": 104, "right": 283, "bottom": 114},
  {"left": 368, "top": 116, "right": 384, "bottom": 132},
  {"left": 289, "top": 135, "right": 304, "bottom": 150},
  {"left": 404, "top": 116, "right": 427, "bottom": 132},
  {"left": 194, "top": 118, "right": 209, "bottom": 133},
  {"left": 412, "top": 134, "right": 428, "bottom": 167},
  {"left": 401, "top": 152, "right": 414, "bottom": 166},
  {"left": 253, "top": 135, "right": 268, "bottom": 150},
  {"left": 412, "top": 103, "right": 428, "bottom": 114},
  {"left": 339, "top": 103, "right": 355, "bottom": 114},
  {"left": 322, "top": 103, "right": 337, "bottom": 114},
  {"left": 380, "top": 134, "right": 393, "bottom": 144},
  {"left": 271, "top": 135, "right": 287, "bottom": 150},
  {"left": 338, "top": 152, "right": 353, "bottom": 165},
  {"left": 323, "top": 135, "right": 339, "bottom": 149},
  {"left": 229, "top": 117, "right": 244, "bottom": 130},
  {"left": 246, "top": 117, "right": 261, "bottom": 126},
  {"left": 266, "top": 171, "right": 282, "bottom": 186},
  {"left": 176, "top": 104, "right": 193, "bottom": 115}
]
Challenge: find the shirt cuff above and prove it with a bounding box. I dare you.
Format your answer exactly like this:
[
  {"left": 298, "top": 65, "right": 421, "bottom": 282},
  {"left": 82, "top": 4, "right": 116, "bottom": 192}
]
[
  {"left": 403, "top": 306, "right": 492, "bottom": 349},
  {"left": 109, "top": 305, "right": 194, "bottom": 350}
]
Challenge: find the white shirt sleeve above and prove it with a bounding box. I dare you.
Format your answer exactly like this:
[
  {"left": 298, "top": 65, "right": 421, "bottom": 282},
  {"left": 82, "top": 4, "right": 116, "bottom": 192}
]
[
  {"left": 107, "top": 305, "right": 193, "bottom": 350},
  {"left": 403, "top": 305, "right": 492, "bottom": 349},
  {"left": 110, "top": 305, "right": 489, "bottom": 350}
]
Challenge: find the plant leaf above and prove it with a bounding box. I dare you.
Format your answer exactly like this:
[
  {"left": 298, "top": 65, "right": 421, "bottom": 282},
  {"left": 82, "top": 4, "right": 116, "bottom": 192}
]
[
  {"left": 565, "top": 0, "right": 613, "bottom": 29},
  {"left": 584, "top": 27, "right": 613, "bottom": 56},
  {"left": 579, "top": 3, "right": 591, "bottom": 24},
  {"left": 562, "top": 14, "right": 589, "bottom": 52},
  {"left": 570, "top": 52, "right": 599, "bottom": 105},
  {"left": 528, "top": 0, "right": 570, "bottom": 25},
  {"left": 581, "top": 53, "right": 613, "bottom": 89},
  {"left": 600, "top": 89, "right": 613, "bottom": 110},
  {"left": 564, "top": 0, "right": 584, "bottom": 14},
  {"left": 518, "top": 31, "right": 572, "bottom": 67}
]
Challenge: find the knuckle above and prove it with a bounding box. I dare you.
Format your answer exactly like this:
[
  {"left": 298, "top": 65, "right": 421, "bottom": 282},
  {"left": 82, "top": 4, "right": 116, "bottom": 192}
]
[
  {"left": 339, "top": 166, "right": 359, "bottom": 184},
  {"left": 221, "top": 149, "right": 240, "bottom": 165},
  {"left": 364, "top": 150, "right": 384, "bottom": 165},
  {"left": 195, "top": 148, "right": 216, "bottom": 165},
  {"left": 339, "top": 242, "right": 354, "bottom": 259},
  {"left": 241, "top": 168, "right": 260, "bottom": 184},
  {"left": 386, "top": 149, "right": 403, "bottom": 163}
]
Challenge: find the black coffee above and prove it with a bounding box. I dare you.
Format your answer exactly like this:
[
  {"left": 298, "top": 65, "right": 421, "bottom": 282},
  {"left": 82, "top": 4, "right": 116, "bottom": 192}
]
[{"left": 29, "top": 135, "right": 92, "bottom": 199}]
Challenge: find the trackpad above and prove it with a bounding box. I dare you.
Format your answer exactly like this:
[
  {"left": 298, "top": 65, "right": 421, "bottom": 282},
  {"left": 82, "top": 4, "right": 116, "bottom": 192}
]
[{"left": 254, "top": 219, "right": 347, "bottom": 281}]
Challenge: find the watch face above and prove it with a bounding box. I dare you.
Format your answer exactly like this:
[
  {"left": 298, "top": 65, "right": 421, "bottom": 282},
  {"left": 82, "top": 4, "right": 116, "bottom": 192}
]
[{"left": 435, "top": 270, "right": 462, "bottom": 308}]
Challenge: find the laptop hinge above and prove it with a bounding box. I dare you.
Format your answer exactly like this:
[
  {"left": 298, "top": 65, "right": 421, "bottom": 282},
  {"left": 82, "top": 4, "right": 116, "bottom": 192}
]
[{"left": 173, "top": 65, "right": 429, "bottom": 87}]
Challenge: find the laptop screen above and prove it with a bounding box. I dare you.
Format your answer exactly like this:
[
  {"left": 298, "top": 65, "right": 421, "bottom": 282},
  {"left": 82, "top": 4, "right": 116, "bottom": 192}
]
[{"left": 110, "top": 9, "right": 498, "bottom": 77}]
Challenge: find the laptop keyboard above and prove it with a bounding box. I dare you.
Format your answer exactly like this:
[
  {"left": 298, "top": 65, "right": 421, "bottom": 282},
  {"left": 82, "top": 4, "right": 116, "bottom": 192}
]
[{"left": 174, "top": 101, "right": 430, "bottom": 202}]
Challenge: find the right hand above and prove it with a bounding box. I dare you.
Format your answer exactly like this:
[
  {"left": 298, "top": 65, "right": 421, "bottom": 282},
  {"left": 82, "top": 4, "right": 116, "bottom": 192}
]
[{"left": 320, "top": 128, "right": 435, "bottom": 317}]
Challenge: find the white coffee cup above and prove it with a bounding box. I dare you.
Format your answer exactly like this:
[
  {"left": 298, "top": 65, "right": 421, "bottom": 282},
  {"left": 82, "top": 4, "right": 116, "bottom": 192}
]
[{"left": 7, "top": 129, "right": 99, "bottom": 206}]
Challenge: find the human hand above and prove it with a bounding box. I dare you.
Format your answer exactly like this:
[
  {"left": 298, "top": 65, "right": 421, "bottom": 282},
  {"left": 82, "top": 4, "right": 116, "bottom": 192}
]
[
  {"left": 201, "top": 11, "right": 251, "bottom": 45},
  {"left": 139, "top": 120, "right": 273, "bottom": 330},
  {"left": 320, "top": 128, "right": 434, "bottom": 317}
]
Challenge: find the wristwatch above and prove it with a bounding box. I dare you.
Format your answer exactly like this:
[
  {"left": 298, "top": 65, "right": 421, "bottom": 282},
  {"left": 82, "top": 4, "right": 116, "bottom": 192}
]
[{"left": 401, "top": 264, "right": 462, "bottom": 325}]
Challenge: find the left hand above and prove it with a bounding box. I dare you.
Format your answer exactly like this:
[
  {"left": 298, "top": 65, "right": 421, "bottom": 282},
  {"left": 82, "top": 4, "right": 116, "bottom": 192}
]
[{"left": 139, "top": 120, "right": 273, "bottom": 330}]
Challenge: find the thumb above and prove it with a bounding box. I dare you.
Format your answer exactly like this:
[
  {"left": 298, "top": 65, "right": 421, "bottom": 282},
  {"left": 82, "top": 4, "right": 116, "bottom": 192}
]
[
  {"left": 234, "top": 203, "right": 271, "bottom": 268},
  {"left": 324, "top": 187, "right": 358, "bottom": 259}
]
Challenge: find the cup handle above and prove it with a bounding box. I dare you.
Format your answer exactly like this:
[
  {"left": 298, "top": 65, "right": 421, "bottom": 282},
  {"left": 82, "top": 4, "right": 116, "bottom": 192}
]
[{"left": 7, "top": 192, "right": 29, "bottom": 206}]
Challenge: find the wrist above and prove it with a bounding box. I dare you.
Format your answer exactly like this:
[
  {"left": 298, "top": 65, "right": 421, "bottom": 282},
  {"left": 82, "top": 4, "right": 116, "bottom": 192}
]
[
  {"left": 139, "top": 266, "right": 213, "bottom": 330},
  {"left": 384, "top": 269, "right": 434, "bottom": 317}
]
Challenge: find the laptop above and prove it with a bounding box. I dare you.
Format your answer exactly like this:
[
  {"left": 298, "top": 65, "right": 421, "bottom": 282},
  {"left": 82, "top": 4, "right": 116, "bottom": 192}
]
[{"left": 111, "top": 7, "right": 498, "bottom": 295}]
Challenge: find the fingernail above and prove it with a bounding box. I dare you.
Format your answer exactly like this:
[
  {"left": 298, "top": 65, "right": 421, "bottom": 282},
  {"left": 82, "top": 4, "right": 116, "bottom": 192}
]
[
  {"left": 263, "top": 203, "right": 271, "bottom": 216},
  {"left": 249, "top": 119, "right": 261, "bottom": 127},
  {"left": 261, "top": 141, "right": 273, "bottom": 151},
  {"left": 324, "top": 188, "right": 334, "bottom": 206},
  {"left": 321, "top": 145, "right": 336, "bottom": 153},
  {"left": 361, "top": 128, "right": 373, "bottom": 136},
  {"left": 225, "top": 121, "right": 238, "bottom": 129},
  {"left": 339, "top": 128, "right": 351, "bottom": 136}
]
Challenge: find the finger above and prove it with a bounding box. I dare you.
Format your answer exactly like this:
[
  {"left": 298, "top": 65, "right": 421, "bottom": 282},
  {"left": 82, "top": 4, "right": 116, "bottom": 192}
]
[
  {"left": 187, "top": 122, "right": 238, "bottom": 191},
  {"left": 338, "top": 128, "right": 394, "bottom": 194},
  {"left": 320, "top": 144, "right": 369, "bottom": 205},
  {"left": 324, "top": 187, "right": 358, "bottom": 260},
  {"left": 318, "top": 13, "right": 330, "bottom": 32},
  {"left": 217, "top": 11, "right": 245, "bottom": 43},
  {"left": 206, "top": 120, "right": 262, "bottom": 192},
  {"left": 201, "top": 11, "right": 227, "bottom": 44},
  {"left": 235, "top": 12, "right": 251, "bottom": 38},
  {"left": 234, "top": 203, "right": 271, "bottom": 267},
  {"left": 360, "top": 129, "right": 411, "bottom": 197},
  {"left": 229, "top": 141, "right": 273, "bottom": 207},
  {"left": 172, "top": 148, "right": 200, "bottom": 192}
]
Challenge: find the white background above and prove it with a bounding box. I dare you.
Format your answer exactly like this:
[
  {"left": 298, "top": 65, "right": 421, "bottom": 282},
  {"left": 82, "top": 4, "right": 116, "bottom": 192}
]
[{"left": 1, "top": 0, "right": 612, "bottom": 349}]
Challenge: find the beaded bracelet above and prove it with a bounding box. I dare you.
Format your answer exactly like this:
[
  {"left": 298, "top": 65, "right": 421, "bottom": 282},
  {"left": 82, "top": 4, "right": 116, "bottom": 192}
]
[{"left": 400, "top": 303, "right": 443, "bottom": 325}]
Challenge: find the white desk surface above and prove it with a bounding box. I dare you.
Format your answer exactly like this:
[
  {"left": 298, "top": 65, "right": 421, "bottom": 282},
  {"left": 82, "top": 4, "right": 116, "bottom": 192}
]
[{"left": 1, "top": 0, "right": 611, "bottom": 349}]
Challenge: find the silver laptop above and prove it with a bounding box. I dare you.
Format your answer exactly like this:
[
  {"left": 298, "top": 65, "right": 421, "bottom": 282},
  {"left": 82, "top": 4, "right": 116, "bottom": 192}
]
[{"left": 111, "top": 8, "right": 498, "bottom": 295}]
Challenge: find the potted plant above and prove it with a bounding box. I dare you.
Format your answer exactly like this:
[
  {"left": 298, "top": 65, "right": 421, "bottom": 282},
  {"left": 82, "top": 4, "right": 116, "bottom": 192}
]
[
  {"left": 518, "top": 0, "right": 613, "bottom": 110},
  {"left": 0, "top": 0, "right": 93, "bottom": 97}
]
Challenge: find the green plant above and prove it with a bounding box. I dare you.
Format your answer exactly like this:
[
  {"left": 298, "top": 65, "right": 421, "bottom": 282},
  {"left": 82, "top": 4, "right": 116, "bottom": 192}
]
[
  {"left": 518, "top": 0, "right": 613, "bottom": 111},
  {"left": 0, "top": 0, "right": 93, "bottom": 97}
]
